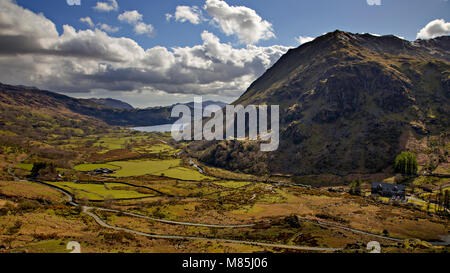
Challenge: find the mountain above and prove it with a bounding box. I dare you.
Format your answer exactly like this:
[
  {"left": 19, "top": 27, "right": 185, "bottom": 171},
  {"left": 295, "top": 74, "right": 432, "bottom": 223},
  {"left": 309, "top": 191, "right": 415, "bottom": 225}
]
[
  {"left": 0, "top": 83, "right": 230, "bottom": 128},
  {"left": 0, "top": 83, "right": 176, "bottom": 127},
  {"left": 0, "top": 83, "right": 111, "bottom": 142},
  {"left": 88, "top": 98, "right": 134, "bottom": 110},
  {"left": 194, "top": 31, "right": 450, "bottom": 177}
]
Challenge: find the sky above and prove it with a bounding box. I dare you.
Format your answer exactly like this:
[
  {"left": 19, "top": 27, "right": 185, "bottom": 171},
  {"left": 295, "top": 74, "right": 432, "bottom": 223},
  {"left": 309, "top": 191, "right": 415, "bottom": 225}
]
[{"left": 0, "top": 0, "right": 449, "bottom": 107}]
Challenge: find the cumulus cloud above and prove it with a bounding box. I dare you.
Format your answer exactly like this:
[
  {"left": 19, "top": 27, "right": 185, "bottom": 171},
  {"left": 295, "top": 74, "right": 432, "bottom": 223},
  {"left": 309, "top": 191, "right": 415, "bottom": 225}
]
[
  {"left": 99, "top": 24, "right": 119, "bottom": 33},
  {"left": 80, "top": 17, "right": 119, "bottom": 33},
  {"left": 295, "top": 36, "right": 314, "bottom": 45},
  {"left": 134, "top": 22, "right": 155, "bottom": 37},
  {"left": 93, "top": 0, "right": 118, "bottom": 12},
  {"left": 168, "top": 6, "right": 203, "bottom": 25},
  {"left": 118, "top": 10, "right": 143, "bottom": 24},
  {"left": 118, "top": 10, "right": 155, "bottom": 37},
  {"left": 0, "top": 0, "right": 290, "bottom": 102},
  {"left": 80, "top": 17, "right": 94, "bottom": 28},
  {"left": 204, "top": 0, "right": 275, "bottom": 44},
  {"left": 366, "top": 0, "right": 381, "bottom": 5},
  {"left": 417, "top": 19, "right": 450, "bottom": 40}
]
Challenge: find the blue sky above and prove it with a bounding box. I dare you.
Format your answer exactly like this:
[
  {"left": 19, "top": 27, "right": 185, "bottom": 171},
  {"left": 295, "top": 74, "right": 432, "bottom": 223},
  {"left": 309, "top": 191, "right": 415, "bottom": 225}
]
[
  {"left": 18, "top": 0, "right": 450, "bottom": 46},
  {"left": 1, "top": 0, "right": 449, "bottom": 107}
]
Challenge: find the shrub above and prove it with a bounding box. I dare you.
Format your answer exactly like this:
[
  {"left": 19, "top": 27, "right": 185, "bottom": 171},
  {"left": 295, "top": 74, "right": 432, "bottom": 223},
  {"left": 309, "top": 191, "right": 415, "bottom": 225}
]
[
  {"left": 7, "top": 220, "right": 22, "bottom": 235},
  {"left": 17, "top": 199, "right": 42, "bottom": 212},
  {"left": 349, "top": 179, "right": 362, "bottom": 196}
]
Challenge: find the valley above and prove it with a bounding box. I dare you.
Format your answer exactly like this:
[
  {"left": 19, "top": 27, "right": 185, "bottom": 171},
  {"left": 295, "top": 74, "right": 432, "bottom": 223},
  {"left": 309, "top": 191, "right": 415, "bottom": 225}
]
[{"left": 0, "top": 126, "right": 448, "bottom": 253}]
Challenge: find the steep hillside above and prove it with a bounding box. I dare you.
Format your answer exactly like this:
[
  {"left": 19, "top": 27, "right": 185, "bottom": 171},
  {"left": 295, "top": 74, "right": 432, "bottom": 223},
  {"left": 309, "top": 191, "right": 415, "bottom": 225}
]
[{"left": 195, "top": 31, "right": 450, "bottom": 176}]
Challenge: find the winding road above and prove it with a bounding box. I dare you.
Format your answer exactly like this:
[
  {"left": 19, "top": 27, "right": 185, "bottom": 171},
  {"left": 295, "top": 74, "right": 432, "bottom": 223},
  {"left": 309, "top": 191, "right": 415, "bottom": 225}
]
[
  {"left": 6, "top": 167, "right": 343, "bottom": 252},
  {"left": 7, "top": 167, "right": 447, "bottom": 250},
  {"left": 83, "top": 206, "right": 341, "bottom": 252},
  {"left": 95, "top": 207, "right": 255, "bottom": 228}
]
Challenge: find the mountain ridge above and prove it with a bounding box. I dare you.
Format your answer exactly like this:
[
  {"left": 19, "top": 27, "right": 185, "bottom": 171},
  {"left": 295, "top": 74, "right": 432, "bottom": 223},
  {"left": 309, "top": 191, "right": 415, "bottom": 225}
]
[{"left": 194, "top": 31, "right": 450, "bottom": 176}]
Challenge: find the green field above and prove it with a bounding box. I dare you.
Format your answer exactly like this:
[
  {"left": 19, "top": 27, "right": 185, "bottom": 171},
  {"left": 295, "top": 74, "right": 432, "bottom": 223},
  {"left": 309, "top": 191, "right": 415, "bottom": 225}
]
[
  {"left": 213, "top": 181, "right": 251, "bottom": 188},
  {"left": 17, "top": 163, "right": 33, "bottom": 171},
  {"left": 94, "top": 136, "right": 149, "bottom": 151},
  {"left": 74, "top": 164, "right": 120, "bottom": 172},
  {"left": 148, "top": 144, "right": 174, "bottom": 153},
  {"left": 47, "top": 182, "right": 155, "bottom": 201},
  {"left": 109, "top": 159, "right": 181, "bottom": 177},
  {"left": 153, "top": 167, "right": 213, "bottom": 181}
]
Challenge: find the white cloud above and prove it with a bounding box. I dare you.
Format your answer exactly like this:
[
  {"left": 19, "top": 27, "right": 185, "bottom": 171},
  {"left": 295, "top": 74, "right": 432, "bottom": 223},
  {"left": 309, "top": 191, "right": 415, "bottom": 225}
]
[
  {"left": 118, "top": 10, "right": 154, "bottom": 36},
  {"left": 0, "top": 0, "right": 290, "bottom": 102},
  {"left": 80, "top": 17, "right": 94, "bottom": 28},
  {"left": 134, "top": 22, "right": 155, "bottom": 37},
  {"left": 80, "top": 17, "right": 119, "bottom": 34},
  {"left": 204, "top": 0, "right": 275, "bottom": 44},
  {"left": 118, "top": 10, "right": 143, "bottom": 24},
  {"left": 93, "top": 0, "right": 118, "bottom": 12},
  {"left": 98, "top": 24, "right": 119, "bottom": 33},
  {"left": 366, "top": 0, "right": 381, "bottom": 6},
  {"left": 295, "top": 36, "right": 314, "bottom": 45},
  {"left": 171, "top": 6, "right": 203, "bottom": 25},
  {"left": 417, "top": 19, "right": 450, "bottom": 40}
]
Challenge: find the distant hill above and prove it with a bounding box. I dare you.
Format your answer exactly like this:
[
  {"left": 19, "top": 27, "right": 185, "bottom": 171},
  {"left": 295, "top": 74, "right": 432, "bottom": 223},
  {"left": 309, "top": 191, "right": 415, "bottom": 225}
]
[
  {"left": 0, "top": 83, "right": 229, "bottom": 128},
  {"left": 193, "top": 31, "right": 450, "bottom": 176},
  {"left": 0, "top": 83, "right": 175, "bottom": 127},
  {"left": 88, "top": 98, "right": 134, "bottom": 110}
]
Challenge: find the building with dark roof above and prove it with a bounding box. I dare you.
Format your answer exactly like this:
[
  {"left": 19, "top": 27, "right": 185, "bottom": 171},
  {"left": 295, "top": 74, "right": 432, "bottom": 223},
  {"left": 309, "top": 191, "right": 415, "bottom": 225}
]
[{"left": 371, "top": 182, "right": 406, "bottom": 199}]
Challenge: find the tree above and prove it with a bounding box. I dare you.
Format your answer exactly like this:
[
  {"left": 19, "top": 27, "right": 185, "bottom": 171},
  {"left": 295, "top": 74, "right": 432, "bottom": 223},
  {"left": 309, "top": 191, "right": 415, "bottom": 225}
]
[
  {"left": 394, "top": 151, "right": 418, "bottom": 176},
  {"left": 349, "top": 179, "right": 362, "bottom": 196}
]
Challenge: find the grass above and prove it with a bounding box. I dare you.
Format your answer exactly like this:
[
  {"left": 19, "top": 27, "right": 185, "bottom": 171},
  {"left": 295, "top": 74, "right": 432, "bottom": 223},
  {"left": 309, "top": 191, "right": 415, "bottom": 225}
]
[
  {"left": 74, "top": 163, "right": 120, "bottom": 172},
  {"left": 47, "top": 182, "right": 155, "bottom": 201},
  {"left": 17, "top": 163, "right": 33, "bottom": 171},
  {"left": 94, "top": 136, "right": 149, "bottom": 151},
  {"left": 147, "top": 144, "right": 174, "bottom": 153},
  {"left": 412, "top": 176, "right": 449, "bottom": 188},
  {"left": 0, "top": 181, "right": 66, "bottom": 202},
  {"left": 14, "top": 240, "right": 71, "bottom": 253},
  {"left": 109, "top": 159, "right": 181, "bottom": 177},
  {"left": 152, "top": 167, "right": 213, "bottom": 181},
  {"left": 213, "top": 181, "right": 251, "bottom": 189}
]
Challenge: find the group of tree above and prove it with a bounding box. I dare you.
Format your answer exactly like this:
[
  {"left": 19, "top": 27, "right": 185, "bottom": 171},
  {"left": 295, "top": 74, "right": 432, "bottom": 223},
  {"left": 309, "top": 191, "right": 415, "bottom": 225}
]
[
  {"left": 433, "top": 188, "right": 450, "bottom": 215},
  {"left": 394, "top": 151, "right": 418, "bottom": 176},
  {"left": 30, "top": 162, "right": 56, "bottom": 179}
]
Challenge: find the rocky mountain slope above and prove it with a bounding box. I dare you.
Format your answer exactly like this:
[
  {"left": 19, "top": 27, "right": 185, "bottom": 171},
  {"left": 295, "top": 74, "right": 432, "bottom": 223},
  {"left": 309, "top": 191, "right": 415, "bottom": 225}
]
[{"left": 195, "top": 31, "right": 450, "bottom": 176}]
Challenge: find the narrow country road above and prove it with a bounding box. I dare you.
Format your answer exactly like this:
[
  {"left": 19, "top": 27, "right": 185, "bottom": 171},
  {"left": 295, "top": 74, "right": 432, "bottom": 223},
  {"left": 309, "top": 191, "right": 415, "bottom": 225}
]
[
  {"left": 7, "top": 168, "right": 341, "bottom": 251},
  {"left": 96, "top": 207, "right": 255, "bottom": 228},
  {"left": 313, "top": 220, "right": 402, "bottom": 242},
  {"left": 8, "top": 168, "right": 447, "bottom": 249},
  {"left": 83, "top": 206, "right": 342, "bottom": 252}
]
